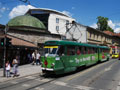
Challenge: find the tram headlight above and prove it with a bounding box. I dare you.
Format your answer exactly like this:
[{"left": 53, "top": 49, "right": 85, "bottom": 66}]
[{"left": 51, "top": 63, "right": 55, "bottom": 68}]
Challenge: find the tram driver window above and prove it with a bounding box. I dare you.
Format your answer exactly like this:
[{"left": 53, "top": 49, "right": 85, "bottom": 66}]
[{"left": 57, "top": 46, "right": 65, "bottom": 56}]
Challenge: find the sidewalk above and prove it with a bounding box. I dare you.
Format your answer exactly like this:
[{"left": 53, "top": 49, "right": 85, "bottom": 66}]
[{"left": 0, "top": 64, "right": 42, "bottom": 83}]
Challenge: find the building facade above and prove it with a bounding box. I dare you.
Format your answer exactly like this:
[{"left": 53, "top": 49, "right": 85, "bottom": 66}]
[
  {"left": 26, "top": 8, "right": 75, "bottom": 35},
  {"left": 87, "top": 27, "right": 112, "bottom": 46},
  {"left": 65, "top": 23, "right": 112, "bottom": 47},
  {"left": 66, "top": 23, "right": 87, "bottom": 43},
  {"left": 7, "top": 15, "right": 61, "bottom": 47},
  {"left": 104, "top": 31, "right": 120, "bottom": 55},
  {"left": 0, "top": 15, "right": 61, "bottom": 67}
]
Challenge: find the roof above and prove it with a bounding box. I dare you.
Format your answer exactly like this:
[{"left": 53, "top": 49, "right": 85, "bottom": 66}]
[
  {"left": 103, "top": 31, "right": 115, "bottom": 36},
  {"left": 45, "top": 40, "right": 109, "bottom": 49},
  {"left": 7, "top": 35, "right": 37, "bottom": 48},
  {"left": 104, "top": 31, "right": 120, "bottom": 38},
  {"left": 26, "top": 8, "right": 71, "bottom": 17},
  {"left": 8, "top": 26, "right": 50, "bottom": 33},
  {"left": 7, "top": 15, "right": 46, "bottom": 29}
]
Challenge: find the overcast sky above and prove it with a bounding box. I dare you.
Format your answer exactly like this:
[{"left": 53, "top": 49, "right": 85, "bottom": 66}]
[{"left": 0, "top": 0, "right": 120, "bottom": 33}]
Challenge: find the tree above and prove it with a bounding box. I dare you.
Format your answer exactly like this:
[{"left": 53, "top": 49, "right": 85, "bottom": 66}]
[
  {"left": 107, "top": 26, "right": 114, "bottom": 32},
  {"left": 97, "top": 16, "right": 114, "bottom": 32},
  {"left": 97, "top": 16, "right": 108, "bottom": 31}
]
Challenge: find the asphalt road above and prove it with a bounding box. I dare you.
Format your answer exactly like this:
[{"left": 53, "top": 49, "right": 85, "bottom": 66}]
[{"left": 0, "top": 59, "right": 120, "bottom": 90}]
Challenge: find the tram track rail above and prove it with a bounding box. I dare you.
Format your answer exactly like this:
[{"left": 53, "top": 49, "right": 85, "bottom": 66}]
[
  {"left": 0, "top": 59, "right": 118, "bottom": 90},
  {"left": 0, "top": 73, "right": 59, "bottom": 90}
]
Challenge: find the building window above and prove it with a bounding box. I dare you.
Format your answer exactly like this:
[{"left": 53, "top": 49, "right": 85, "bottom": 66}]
[
  {"left": 97, "top": 35, "right": 98, "bottom": 39},
  {"left": 94, "top": 34, "right": 95, "bottom": 39},
  {"left": 90, "top": 33, "right": 91, "bottom": 38},
  {"left": 56, "top": 18, "right": 59, "bottom": 23},
  {"left": 56, "top": 26, "right": 59, "bottom": 31},
  {"left": 66, "top": 20, "right": 69, "bottom": 25}
]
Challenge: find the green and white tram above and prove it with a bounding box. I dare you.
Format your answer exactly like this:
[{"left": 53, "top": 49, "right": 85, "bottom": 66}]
[{"left": 41, "top": 40, "right": 110, "bottom": 75}]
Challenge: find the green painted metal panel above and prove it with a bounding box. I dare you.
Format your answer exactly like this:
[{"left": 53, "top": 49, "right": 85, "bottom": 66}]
[{"left": 41, "top": 40, "right": 110, "bottom": 74}]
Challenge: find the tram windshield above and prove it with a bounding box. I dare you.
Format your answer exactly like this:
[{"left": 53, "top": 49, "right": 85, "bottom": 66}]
[{"left": 44, "top": 46, "right": 58, "bottom": 56}]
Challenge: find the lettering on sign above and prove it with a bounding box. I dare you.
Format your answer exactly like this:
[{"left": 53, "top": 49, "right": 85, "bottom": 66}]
[
  {"left": 70, "top": 60, "right": 73, "bottom": 63},
  {"left": 75, "top": 58, "right": 79, "bottom": 63},
  {"left": 69, "top": 57, "right": 91, "bottom": 64},
  {"left": 92, "top": 56, "right": 95, "bottom": 60}
]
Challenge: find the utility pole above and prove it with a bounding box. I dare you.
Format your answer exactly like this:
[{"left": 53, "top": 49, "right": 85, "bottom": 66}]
[{"left": 3, "top": 25, "right": 7, "bottom": 77}]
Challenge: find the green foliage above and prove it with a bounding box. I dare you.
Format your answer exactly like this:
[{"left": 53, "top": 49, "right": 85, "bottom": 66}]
[
  {"left": 97, "top": 16, "right": 114, "bottom": 32},
  {"left": 107, "top": 26, "right": 114, "bottom": 32},
  {"left": 97, "top": 16, "right": 108, "bottom": 31}
]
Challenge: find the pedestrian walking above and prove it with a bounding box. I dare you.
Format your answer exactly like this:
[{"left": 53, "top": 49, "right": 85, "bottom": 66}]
[
  {"left": 12, "top": 56, "right": 19, "bottom": 77},
  {"left": 32, "top": 51, "right": 35, "bottom": 65},
  {"left": 5, "top": 60, "right": 11, "bottom": 77},
  {"left": 36, "top": 51, "right": 41, "bottom": 65},
  {"left": 27, "top": 53, "right": 32, "bottom": 64}
]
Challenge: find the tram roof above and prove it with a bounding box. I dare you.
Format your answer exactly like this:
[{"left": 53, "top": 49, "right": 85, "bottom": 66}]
[{"left": 45, "top": 40, "right": 109, "bottom": 49}]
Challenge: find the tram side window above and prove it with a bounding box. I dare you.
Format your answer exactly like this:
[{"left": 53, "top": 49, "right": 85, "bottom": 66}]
[
  {"left": 85, "top": 47, "right": 88, "bottom": 54},
  {"left": 95, "top": 48, "right": 98, "bottom": 53},
  {"left": 67, "top": 46, "right": 75, "bottom": 55},
  {"left": 99, "top": 48, "right": 102, "bottom": 53},
  {"left": 103, "top": 49, "right": 105, "bottom": 53},
  {"left": 88, "top": 48, "right": 91, "bottom": 54},
  {"left": 105, "top": 49, "right": 108, "bottom": 53},
  {"left": 77, "top": 47, "right": 81, "bottom": 55},
  {"left": 101, "top": 49, "right": 103, "bottom": 53},
  {"left": 105, "top": 49, "right": 107, "bottom": 53},
  {"left": 82, "top": 47, "right": 84, "bottom": 54},
  {"left": 57, "top": 46, "right": 65, "bottom": 56},
  {"left": 82, "top": 47, "right": 87, "bottom": 54},
  {"left": 107, "top": 49, "right": 110, "bottom": 53},
  {"left": 90, "top": 48, "right": 93, "bottom": 54},
  {"left": 91, "top": 48, "right": 95, "bottom": 54},
  {"left": 106, "top": 49, "right": 107, "bottom": 53}
]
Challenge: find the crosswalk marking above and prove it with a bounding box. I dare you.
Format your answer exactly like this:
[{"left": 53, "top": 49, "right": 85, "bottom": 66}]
[
  {"left": 9, "top": 76, "right": 101, "bottom": 90},
  {"left": 52, "top": 81, "right": 67, "bottom": 86},
  {"left": 35, "top": 87, "right": 44, "bottom": 90},
  {"left": 75, "top": 85, "right": 94, "bottom": 90},
  {"left": 52, "top": 81, "right": 97, "bottom": 90},
  {"left": 22, "top": 84, "right": 30, "bottom": 87},
  {"left": 11, "top": 81, "right": 18, "bottom": 84},
  {"left": 40, "top": 78, "right": 51, "bottom": 82},
  {"left": 25, "top": 76, "right": 36, "bottom": 79},
  {"left": 35, "top": 79, "right": 42, "bottom": 82},
  {"left": 116, "top": 81, "right": 120, "bottom": 90}
]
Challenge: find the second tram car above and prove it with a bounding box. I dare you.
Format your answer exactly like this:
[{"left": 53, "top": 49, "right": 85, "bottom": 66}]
[
  {"left": 41, "top": 40, "right": 110, "bottom": 75},
  {"left": 111, "top": 46, "right": 120, "bottom": 58}
]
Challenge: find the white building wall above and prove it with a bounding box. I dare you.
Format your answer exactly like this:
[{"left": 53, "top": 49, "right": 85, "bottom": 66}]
[
  {"left": 48, "top": 13, "right": 74, "bottom": 35},
  {"left": 66, "top": 24, "right": 87, "bottom": 43}
]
